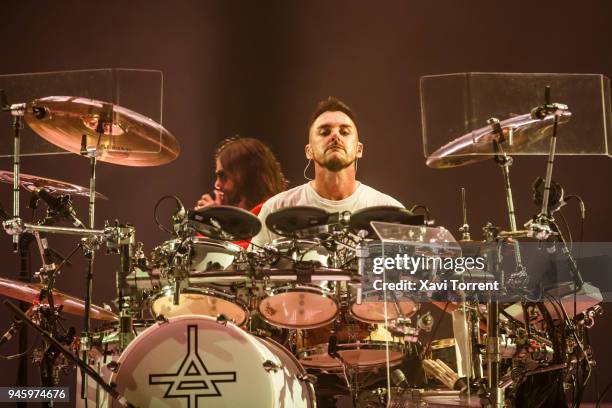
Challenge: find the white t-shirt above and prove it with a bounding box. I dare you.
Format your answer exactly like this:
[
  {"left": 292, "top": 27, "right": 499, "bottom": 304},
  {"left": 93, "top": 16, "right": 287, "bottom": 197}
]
[{"left": 251, "top": 182, "right": 404, "bottom": 246}]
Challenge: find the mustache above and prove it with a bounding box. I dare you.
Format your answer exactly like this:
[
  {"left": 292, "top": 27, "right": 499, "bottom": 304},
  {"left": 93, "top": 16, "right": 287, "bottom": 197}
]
[{"left": 326, "top": 142, "right": 345, "bottom": 152}]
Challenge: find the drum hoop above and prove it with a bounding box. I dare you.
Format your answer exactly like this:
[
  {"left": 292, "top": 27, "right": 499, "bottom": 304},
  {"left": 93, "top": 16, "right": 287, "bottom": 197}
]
[
  {"left": 150, "top": 287, "right": 249, "bottom": 325},
  {"left": 266, "top": 284, "right": 335, "bottom": 296},
  {"left": 299, "top": 340, "right": 405, "bottom": 355},
  {"left": 190, "top": 236, "right": 243, "bottom": 252},
  {"left": 298, "top": 341, "right": 404, "bottom": 371}
]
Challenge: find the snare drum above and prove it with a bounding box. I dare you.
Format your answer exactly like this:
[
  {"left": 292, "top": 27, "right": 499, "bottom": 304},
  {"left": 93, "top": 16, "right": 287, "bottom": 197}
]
[
  {"left": 258, "top": 239, "right": 339, "bottom": 329},
  {"left": 108, "top": 315, "right": 315, "bottom": 407},
  {"left": 297, "top": 324, "right": 405, "bottom": 372}
]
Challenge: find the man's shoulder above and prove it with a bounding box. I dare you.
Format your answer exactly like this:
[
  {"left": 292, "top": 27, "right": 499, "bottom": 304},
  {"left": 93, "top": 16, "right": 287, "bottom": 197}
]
[
  {"left": 358, "top": 183, "right": 404, "bottom": 208},
  {"left": 260, "top": 184, "right": 309, "bottom": 212}
]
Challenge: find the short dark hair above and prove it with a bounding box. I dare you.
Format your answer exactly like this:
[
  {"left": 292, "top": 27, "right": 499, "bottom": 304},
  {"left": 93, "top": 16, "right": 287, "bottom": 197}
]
[
  {"left": 215, "top": 137, "right": 288, "bottom": 209},
  {"left": 309, "top": 96, "right": 358, "bottom": 129}
]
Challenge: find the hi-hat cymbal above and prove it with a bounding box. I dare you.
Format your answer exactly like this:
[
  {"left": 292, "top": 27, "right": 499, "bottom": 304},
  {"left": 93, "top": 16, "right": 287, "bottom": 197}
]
[
  {"left": 0, "top": 277, "right": 117, "bottom": 321},
  {"left": 426, "top": 111, "right": 571, "bottom": 168},
  {"left": 188, "top": 205, "right": 262, "bottom": 241},
  {"left": 25, "top": 96, "right": 180, "bottom": 167},
  {"left": 0, "top": 170, "right": 108, "bottom": 200}
]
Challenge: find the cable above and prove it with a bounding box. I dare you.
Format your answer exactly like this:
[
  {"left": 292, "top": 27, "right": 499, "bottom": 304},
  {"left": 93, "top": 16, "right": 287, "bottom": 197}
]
[
  {"left": 153, "top": 195, "right": 182, "bottom": 235},
  {"left": 596, "top": 379, "right": 612, "bottom": 407}
]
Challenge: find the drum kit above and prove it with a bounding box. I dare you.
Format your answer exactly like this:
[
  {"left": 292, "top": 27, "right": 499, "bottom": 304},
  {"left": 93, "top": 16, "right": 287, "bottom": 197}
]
[{"left": 0, "top": 87, "right": 603, "bottom": 408}]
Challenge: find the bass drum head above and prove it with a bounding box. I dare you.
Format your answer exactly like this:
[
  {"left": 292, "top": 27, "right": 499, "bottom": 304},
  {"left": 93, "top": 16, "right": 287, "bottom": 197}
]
[{"left": 110, "top": 315, "right": 314, "bottom": 408}]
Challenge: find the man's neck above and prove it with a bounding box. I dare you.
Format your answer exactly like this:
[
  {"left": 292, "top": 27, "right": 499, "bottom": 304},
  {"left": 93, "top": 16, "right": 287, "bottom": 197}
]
[{"left": 311, "top": 167, "right": 359, "bottom": 200}]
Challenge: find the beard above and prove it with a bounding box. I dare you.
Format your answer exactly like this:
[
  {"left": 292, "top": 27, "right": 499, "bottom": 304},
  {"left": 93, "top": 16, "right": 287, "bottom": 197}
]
[{"left": 314, "top": 153, "right": 355, "bottom": 172}]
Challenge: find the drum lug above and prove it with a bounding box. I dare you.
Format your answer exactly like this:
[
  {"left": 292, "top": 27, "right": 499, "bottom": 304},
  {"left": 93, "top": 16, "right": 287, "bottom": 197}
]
[
  {"left": 298, "top": 373, "right": 317, "bottom": 384},
  {"left": 216, "top": 314, "right": 229, "bottom": 325},
  {"left": 106, "top": 360, "right": 120, "bottom": 373},
  {"left": 262, "top": 360, "right": 280, "bottom": 372},
  {"left": 155, "top": 314, "right": 169, "bottom": 325}
]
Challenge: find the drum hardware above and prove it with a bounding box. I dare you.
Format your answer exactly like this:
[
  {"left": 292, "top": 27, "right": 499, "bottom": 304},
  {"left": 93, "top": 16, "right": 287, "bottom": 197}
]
[
  {"left": 459, "top": 187, "right": 471, "bottom": 241},
  {"left": 4, "top": 299, "right": 135, "bottom": 407}
]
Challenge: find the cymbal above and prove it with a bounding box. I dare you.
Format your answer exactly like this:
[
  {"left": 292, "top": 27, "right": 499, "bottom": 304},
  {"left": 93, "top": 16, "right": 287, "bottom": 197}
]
[
  {"left": 265, "top": 206, "right": 329, "bottom": 237},
  {"left": 0, "top": 277, "right": 118, "bottom": 321},
  {"left": 349, "top": 206, "right": 424, "bottom": 235},
  {"left": 25, "top": 96, "right": 180, "bottom": 167},
  {"left": 0, "top": 170, "right": 108, "bottom": 200},
  {"left": 426, "top": 111, "right": 571, "bottom": 168},
  {"left": 188, "top": 205, "right": 262, "bottom": 241}
]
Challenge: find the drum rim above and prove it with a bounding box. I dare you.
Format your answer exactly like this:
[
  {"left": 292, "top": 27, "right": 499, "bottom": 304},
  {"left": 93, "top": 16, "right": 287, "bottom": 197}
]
[
  {"left": 150, "top": 286, "right": 249, "bottom": 325},
  {"left": 258, "top": 285, "right": 339, "bottom": 329},
  {"left": 298, "top": 340, "right": 404, "bottom": 370},
  {"left": 348, "top": 300, "right": 418, "bottom": 324}
]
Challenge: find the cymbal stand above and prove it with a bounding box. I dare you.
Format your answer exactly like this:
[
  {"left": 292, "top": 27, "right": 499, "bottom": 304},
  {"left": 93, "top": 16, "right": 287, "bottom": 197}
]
[
  {"left": 78, "top": 131, "right": 101, "bottom": 399},
  {"left": 485, "top": 117, "right": 530, "bottom": 408},
  {"left": 1, "top": 92, "right": 29, "bottom": 401},
  {"left": 527, "top": 87, "right": 584, "bottom": 293}
]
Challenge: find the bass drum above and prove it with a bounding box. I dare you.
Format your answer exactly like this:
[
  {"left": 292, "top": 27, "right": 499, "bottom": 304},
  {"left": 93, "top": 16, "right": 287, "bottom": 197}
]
[{"left": 109, "top": 315, "right": 315, "bottom": 408}]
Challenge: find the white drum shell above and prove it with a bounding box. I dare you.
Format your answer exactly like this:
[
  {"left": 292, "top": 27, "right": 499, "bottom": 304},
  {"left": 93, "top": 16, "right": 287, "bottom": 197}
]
[{"left": 108, "top": 315, "right": 314, "bottom": 408}]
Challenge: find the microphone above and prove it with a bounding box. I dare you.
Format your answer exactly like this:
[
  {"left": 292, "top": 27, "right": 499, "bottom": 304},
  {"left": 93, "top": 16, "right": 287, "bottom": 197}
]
[
  {"left": 0, "top": 307, "right": 34, "bottom": 346},
  {"left": 35, "top": 188, "right": 85, "bottom": 228},
  {"left": 327, "top": 211, "right": 351, "bottom": 225},
  {"left": 530, "top": 102, "right": 569, "bottom": 120},
  {"left": 391, "top": 369, "right": 410, "bottom": 388},
  {"left": 0, "top": 318, "right": 23, "bottom": 346},
  {"left": 416, "top": 312, "right": 434, "bottom": 332}
]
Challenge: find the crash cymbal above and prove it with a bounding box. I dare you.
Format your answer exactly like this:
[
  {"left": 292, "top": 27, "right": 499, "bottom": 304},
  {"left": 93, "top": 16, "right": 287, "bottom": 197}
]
[
  {"left": 349, "top": 206, "right": 424, "bottom": 235},
  {"left": 0, "top": 170, "right": 108, "bottom": 200},
  {"left": 265, "top": 206, "right": 329, "bottom": 237},
  {"left": 0, "top": 277, "right": 117, "bottom": 321},
  {"left": 426, "top": 111, "right": 571, "bottom": 168},
  {"left": 24, "top": 96, "right": 180, "bottom": 167},
  {"left": 188, "top": 205, "right": 261, "bottom": 241}
]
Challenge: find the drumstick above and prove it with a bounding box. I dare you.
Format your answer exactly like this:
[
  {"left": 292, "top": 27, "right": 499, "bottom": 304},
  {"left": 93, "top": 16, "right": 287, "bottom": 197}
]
[
  {"left": 434, "top": 359, "right": 459, "bottom": 387},
  {"left": 423, "top": 359, "right": 459, "bottom": 389}
]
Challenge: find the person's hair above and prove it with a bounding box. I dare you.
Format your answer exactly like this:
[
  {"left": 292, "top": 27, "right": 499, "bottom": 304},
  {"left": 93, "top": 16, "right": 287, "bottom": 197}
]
[
  {"left": 309, "top": 96, "right": 358, "bottom": 130},
  {"left": 215, "top": 136, "right": 288, "bottom": 209}
]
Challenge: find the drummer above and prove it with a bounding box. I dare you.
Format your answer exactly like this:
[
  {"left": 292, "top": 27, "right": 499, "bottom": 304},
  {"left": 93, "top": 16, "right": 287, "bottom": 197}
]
[
  {"left": 250, "top": 96, "right": 404, "bottom": 247},
  {"left": 196, "top": 136, "right": 288, "bottom": 246}
]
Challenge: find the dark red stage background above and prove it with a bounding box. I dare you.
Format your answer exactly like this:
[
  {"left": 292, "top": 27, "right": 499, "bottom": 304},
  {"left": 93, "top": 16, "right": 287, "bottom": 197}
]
[{"left": 0, "top": 0, "right": 611, "bottom": 405}]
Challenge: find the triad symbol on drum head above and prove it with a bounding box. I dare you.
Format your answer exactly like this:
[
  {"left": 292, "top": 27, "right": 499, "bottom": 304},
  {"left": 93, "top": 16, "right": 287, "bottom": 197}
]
[{"left": 149, "top": 324, "right": 237, "bottom": 406}]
